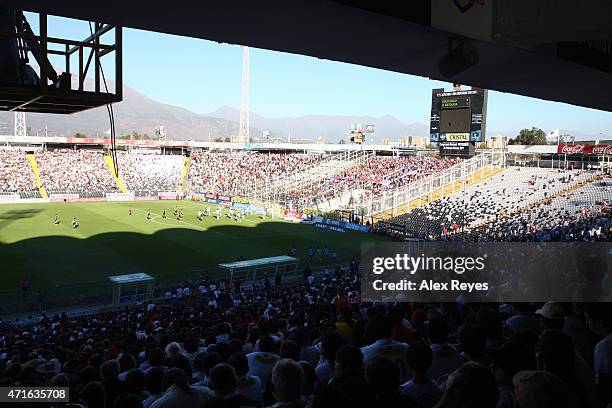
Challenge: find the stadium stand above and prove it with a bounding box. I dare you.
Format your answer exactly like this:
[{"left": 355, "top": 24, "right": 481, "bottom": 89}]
[
  {"left": 287, "top": 156, "right": 461, "bottom": 210},
  {"left": 188, "top": 152, "right": 321, "bottom": 196},
  {"left": 0, "top": 148, "right": 39, "bottom": 198},
  {"left": 0, "top": 148, "right": 611, "bottom": 408},
  {"left": 1, "top": 262, "right": 611, "bottom": 408},
  {"left": 383, "top": 167, "right": 600, "bottom": 240},
  {"left": 468, "top": 174, "right": 611, "bottom": 241},
  {"left": 36, "top": 149, "right": 120, "bottom": 198},
  {"left": 119, "top": 153, "right": 183, "bottom": 196}
]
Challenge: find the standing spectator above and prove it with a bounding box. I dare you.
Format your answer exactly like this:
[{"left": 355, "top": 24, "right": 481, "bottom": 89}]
[
  {"left": 426, "top": 318, "right": 465, "bottom": 383},
  {"left": 584, "top": 303, "right": 612, "bottom": 406},
  {"left": 400, "top": 342, "right": 442, "bottom": 408},
  {"left": 246, "top": 336, "right": 280, "bottom": 389},
  {"left": 20, "top": 277, "right": 29, "bottom": 296},
  {"left": 228, "top": 352, "right": 263, "bottom": 406},
  {"left": 361, "top": 316, "right": 410, "bottom": 383}
]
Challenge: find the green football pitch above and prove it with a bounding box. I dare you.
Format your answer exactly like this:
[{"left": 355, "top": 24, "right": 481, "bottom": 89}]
[{"left": 0, "top": 200, "right": 386, "bottom": 308}]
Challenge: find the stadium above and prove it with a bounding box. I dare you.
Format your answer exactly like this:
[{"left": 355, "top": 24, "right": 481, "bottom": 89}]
[{"left": 1, "top": 3, "right": 612, "bottom": 408}]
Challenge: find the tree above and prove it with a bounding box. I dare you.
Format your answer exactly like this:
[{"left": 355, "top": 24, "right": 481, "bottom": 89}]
[
  {"left": 74, "top": 132, "right": 87, "bottom": 138},
  {"left": 513, "top": 127, "right": 547, "bottom": 145},
  {"left": 338, "top": 139, "right": 347, "bottom": 144}
]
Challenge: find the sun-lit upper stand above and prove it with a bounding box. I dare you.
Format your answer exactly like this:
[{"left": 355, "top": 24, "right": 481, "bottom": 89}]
[{"left": 0, "top": 8, "right": 122, "bottom": 115}]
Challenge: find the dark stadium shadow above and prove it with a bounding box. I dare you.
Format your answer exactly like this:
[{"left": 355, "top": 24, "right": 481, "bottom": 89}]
[
  {"left": 0, "top": 208, "right": 43, "bottom": 229},
  {"left": 0, "top": 220, "right": 387, "bottom": 314}
]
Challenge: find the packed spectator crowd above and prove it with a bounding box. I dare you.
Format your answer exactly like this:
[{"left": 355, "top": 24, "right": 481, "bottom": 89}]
[
  {"left": 37, "top": 149, "right": 119, "bottom": 196},
  {"left": 188, "top": 152, "right": 321, "bottom": 197},
  {"left": 0, "top": 148, "right": 38, "bottom": 196},
  {"left": 1, "top": 262, "right": 611, "bottom": 408},
  {"left": 119, "top": 153, "right": 183, "bottom": 194},
  {"left": 288, "top": 156, "right": 461, "bottom": 208}
]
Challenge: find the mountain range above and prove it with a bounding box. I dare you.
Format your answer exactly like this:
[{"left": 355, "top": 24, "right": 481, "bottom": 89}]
[{"left": 0, "top": 84, "right": 596, "bottom": 142}]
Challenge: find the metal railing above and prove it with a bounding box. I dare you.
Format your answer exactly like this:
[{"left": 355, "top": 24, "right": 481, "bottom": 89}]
[{"left": 355, "top": 149, "right": 506, "bottom": 218}]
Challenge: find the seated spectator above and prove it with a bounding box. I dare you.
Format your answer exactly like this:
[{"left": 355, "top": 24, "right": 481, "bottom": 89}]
[
  {"left": 143, "top": 367, "right": 164, "bottom": 408},
  {"left": 269, "top": 359, "right": 306, "bottom": 408},
  {"left": 537, "top": 330, "right": 588, "bottom": 408},
  {"left": 315, "top": 331, "right": 345, "bottom": 389},
  {"left": 505, "top": 303, "right": 542, "bottom": 341},
  {"left": 490, "top": 341, "right": 536, "bottom": 408},
  {"left": 436, "top": 362, "right": 498, "bottom": 408},
  {"left": 330, "top": 345, "right": 364, "bottom": 386},
  {"left": 400, "top": 342, "right": 442, "bottom": 408},
  {"left": 365, "top": 356, "right": 413, "bottom": 408},
  {"left": 118, "top": 354, "right": 137, "bottom": 381},
  {"left": 279, "top": 340, "right": 300, "bottom": 361},
  {"left": 459, "top": 324, "right": 490, "bottom": 367},
  {"left": 114, "top": 394, "right": 144, "bottom": 408},
  {"left": 101, "top": 360, "right": 125, "bottom": 408},
  {"left": 297, "top": 361, "right": 316, "bottom": 399},
  {"left": 150, "top": 368, "right": 213, "bottom": 408},
  {"left": 124, "top": 369, "right": 147, "bottom": 402},
  {"left": 512, "top": 370, "right": 570, "bottom": 408},
  {"left": 195, "top": 352, "right": 222, "bottom": 387},
  {"left": 208, "top": 363, "right": 257, "bottom": 407},
  {"left": 141, "top": 348, "right": 166, "bottom": 375},
  {"left": 80, "top": 380, "right": 106, "bottom": 408}
]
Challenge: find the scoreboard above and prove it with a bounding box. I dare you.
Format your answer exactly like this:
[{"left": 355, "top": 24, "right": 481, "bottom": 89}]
[{"left": 430, "top": 86, "right": 488, "bottom": 157}]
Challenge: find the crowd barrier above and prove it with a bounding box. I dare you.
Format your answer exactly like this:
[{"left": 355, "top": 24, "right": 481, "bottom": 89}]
[{"left": 312, "top": 216, "right": 370, "bottom": 233}]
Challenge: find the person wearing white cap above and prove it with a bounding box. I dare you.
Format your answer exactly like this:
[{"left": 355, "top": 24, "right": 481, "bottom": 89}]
[{"left": 535, "top": 302, "right": 592, "bottom": 366}]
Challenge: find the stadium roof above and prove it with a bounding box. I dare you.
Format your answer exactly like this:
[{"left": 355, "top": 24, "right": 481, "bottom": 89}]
[
  {"left": 7, "top": 0, "right": 612, "bottom": 112},
  {"left": 220, "top": 256, "right": 299, "bottom": 271}
]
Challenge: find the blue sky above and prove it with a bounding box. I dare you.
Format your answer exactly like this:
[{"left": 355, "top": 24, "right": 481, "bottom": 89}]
[{"left": 31, "top": 14, "right": 612, "bottom": 138}]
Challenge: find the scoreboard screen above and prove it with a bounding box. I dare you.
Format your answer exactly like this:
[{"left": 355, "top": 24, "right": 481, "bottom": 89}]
[
  {"left": 441, "top": 96, "right": 470, "bottom": 109},
  {"left": 440, "top": 108, "right": 471, "bottom": 133},
  {"left": 430, "top": 86, "right": 488, "bottom": 157}
]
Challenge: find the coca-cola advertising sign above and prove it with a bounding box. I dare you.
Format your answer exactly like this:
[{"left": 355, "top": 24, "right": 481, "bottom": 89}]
[{"left": 557, "top": 144, "right": 611, "bottom": 154}]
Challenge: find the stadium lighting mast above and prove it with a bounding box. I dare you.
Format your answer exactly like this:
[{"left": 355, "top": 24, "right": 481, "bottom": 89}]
[
  {"left": 238, "top": 46, "right": 250, "bottom": 143},
  {"left": 14, "top": 112, "right": 26, "bottom": 137}
]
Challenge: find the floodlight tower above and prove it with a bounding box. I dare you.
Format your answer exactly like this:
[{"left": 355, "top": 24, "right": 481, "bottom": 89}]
[
  {"left": 238, "top": 46, "right": 250, "bottom": 143},
  {"left": 14, "top": 112, "right": 26, "bottom": 137}
]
